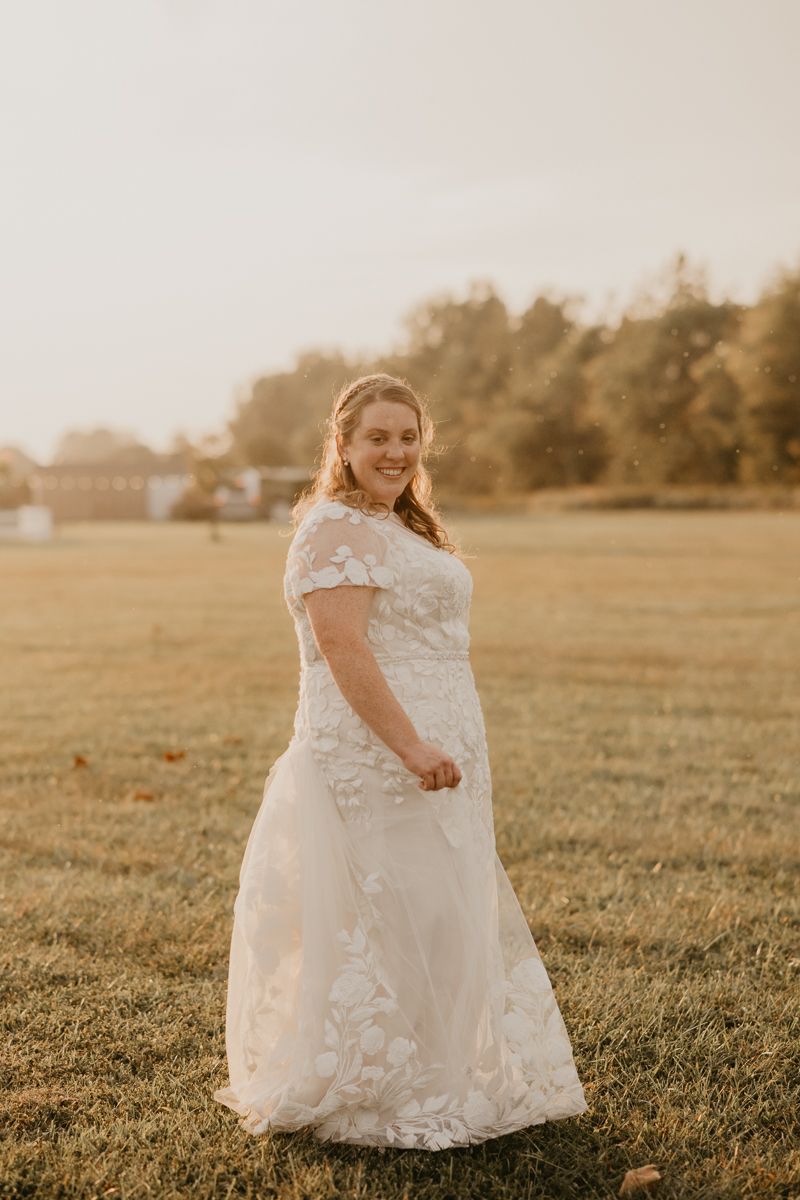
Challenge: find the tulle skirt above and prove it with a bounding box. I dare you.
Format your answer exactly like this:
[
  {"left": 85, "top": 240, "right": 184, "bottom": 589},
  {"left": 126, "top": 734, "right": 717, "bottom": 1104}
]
[{"left": 214, "top": 737, "right": 586, "bottom": 1149}]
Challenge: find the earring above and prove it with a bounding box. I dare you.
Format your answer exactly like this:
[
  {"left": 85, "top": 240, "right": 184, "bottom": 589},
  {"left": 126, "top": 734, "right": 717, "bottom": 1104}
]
[{"left": 343, "top": 459, "right": 349, "bottom": 466}]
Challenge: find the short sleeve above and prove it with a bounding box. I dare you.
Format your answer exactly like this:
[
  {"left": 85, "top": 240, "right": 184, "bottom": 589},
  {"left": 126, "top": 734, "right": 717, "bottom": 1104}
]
[{"left": 286, "top": 502, "right": 395, "bottom": 602}]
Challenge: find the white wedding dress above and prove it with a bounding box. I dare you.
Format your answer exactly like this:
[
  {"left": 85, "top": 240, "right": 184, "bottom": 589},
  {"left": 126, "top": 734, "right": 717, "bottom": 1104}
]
[{"left": 215, "top": 499, "right": 586, "bottom": 1149}]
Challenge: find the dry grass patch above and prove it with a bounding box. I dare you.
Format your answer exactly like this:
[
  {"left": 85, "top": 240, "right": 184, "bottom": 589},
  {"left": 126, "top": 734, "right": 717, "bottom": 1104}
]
[{"left": 1, "top": 513, "right": 799, "bottom": 1198}]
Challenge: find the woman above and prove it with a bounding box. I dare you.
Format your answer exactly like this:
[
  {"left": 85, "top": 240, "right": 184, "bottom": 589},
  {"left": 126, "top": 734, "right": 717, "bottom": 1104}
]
[{"left": 215, "top": 375, "right": 586, "bottom": 1149}]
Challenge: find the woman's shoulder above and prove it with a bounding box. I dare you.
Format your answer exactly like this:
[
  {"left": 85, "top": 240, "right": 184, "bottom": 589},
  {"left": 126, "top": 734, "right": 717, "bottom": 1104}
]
[
  {"left": 302, "top": 496, "right": 370, "bottom": 525},
  {"left": 295, "top": 497, "right": 396, "bottom": 540},
  {"left": 291, "top": 497, "right": 357, "bottom": 540},
  {"left": 286, "top": 497, "right": 396, "bottom": 597},
  {"left": 289, "top": 499, "right": 397, "bottom": 571}
]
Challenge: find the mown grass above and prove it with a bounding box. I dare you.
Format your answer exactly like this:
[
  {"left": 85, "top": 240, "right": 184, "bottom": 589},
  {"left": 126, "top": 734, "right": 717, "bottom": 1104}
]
[{"left": 1, "top": 512, "right": 799, "bottom": 1199}]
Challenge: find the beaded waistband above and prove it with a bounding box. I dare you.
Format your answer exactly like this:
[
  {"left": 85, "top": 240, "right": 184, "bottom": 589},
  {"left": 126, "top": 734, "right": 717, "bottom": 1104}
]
[
  {"left": 374, "top": 650, "right": 470, "bottom": 663},
  {"left": 302, "top": 649, "right": 470, "bottom": 668}
]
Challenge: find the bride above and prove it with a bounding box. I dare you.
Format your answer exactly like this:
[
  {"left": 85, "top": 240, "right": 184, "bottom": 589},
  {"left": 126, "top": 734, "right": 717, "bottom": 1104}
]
[{"left": 214, "top": 375, "right": 587, "bottom": 1149}]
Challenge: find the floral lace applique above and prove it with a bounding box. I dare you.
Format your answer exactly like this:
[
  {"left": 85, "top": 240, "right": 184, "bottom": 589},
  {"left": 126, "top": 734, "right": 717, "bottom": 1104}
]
[
  {"left": 286, "top": 503, "right": 395, "bottom": 606},
  {"left": 309, "top": 924, "right": 448, "bottom": 1146},
  {"left": 303, "top": 927, "right": 583, "bottom": 1149},
  {"left": 352, "top": 867, "right": 384, "bottom": 933}
]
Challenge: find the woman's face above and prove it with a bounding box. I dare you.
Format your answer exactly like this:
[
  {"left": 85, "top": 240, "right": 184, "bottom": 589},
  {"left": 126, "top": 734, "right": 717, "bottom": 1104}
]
[{"left": 341, "top": 399, "right": 421, "bottom": 507}]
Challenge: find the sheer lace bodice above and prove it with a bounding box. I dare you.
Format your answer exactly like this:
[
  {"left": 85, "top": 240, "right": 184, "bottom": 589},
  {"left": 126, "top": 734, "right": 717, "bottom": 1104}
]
[
  {"left": 285, "top": 501, "right": 490, "bottom": 843},
  {"left": 286, "top": 501, "right": 472, "bottom": 665},
  {"left": 215, "top": 499, "right": 586, "bottom": 1148}
]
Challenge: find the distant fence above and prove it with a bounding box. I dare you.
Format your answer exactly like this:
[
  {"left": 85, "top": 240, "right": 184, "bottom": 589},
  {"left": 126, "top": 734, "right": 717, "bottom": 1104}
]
[
  {"left": 18, "top": 462, "right": 311, "bottom": 522},
  {"left": 26, "top": 458, "right": 192, "bottom": 521}
]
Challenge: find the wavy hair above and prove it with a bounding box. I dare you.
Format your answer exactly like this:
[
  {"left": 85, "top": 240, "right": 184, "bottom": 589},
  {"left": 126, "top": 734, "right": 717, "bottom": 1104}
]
[{"left": 293, "top": 374, "right": 454, "bottom": 551}]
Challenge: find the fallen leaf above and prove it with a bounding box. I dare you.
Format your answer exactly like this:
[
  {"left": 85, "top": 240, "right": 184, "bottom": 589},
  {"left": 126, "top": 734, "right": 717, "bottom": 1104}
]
[
  {"left": 620, "top": 1165, "right": 661, "bottom": 1195},
  {"left": 73, "top": 755, "right": 89, "bottom": 769},
  {"left": 134, "top": 790, "right": 154, "bottom": 802},
  {"left": 163, "top": 750, "right": 186, "bottom": 762},
  {"left": 223, "top": 735, "right": 243, "bottom": 744}
]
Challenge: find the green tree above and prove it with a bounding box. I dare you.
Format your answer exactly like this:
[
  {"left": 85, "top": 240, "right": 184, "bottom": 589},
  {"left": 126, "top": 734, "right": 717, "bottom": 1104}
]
[
  {"left": 53, "top": 428, "right": 159, "bottom": 465},
  {"left": 386, "top": 284, "right": 513, "bottom": 493},
  {"left": 586, "top": 258, "right": 740, "bottom": 485},
  {"left": 229, "top": 351, "right": 352, "bottom": 467},
  {"left": 489, "top": 298, "right": 607, "bottom": 489},
  {"left": 684, "top": 349, "right": 743, "bottom": 483},
  {"left": 224, "top": 260, "right": 800, "bottom": 499},
  {"left": 729, "top": 268, "right": 800, "bottom": 484},
  {"left": 514, "top": 294, "right": 572, "bottom": 368}
]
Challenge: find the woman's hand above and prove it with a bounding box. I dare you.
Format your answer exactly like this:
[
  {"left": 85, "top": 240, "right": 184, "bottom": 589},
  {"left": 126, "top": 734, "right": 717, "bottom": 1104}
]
[{"left": 400, "top": 741, "right": 462, "bottom": 792}]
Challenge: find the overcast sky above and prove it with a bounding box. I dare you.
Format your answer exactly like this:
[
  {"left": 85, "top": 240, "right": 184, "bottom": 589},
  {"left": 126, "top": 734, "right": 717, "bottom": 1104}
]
[{"left": 2, "top": 0, "right": 799, "bottom": 462}]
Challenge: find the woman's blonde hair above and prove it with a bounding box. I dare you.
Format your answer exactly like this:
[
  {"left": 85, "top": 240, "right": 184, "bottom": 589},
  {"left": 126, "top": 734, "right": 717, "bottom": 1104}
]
[{"left": 293, "top": 374, "right": 454, "bottom": 551}]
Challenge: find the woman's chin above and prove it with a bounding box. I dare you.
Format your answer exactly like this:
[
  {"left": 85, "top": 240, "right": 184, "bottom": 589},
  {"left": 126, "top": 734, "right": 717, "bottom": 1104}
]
[{"left": 360, "top": 477, "right": 405, "bottom": 506}]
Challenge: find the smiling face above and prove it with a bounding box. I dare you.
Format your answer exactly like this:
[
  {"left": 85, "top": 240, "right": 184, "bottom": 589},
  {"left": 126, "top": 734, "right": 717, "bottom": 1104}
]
[{"left": 340, "top": 399, "right": 421, "bottom": 508}]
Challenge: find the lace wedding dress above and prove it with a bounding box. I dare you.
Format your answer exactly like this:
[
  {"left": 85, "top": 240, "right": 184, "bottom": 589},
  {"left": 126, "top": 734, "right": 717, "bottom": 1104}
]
[{"left": 214, "top": 499, "right": 586, "bottom": 1149}]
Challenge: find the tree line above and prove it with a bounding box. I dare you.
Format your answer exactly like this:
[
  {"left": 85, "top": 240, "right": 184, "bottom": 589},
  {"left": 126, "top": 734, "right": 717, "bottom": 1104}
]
[{"left": 228, "top": 257, "right": 800, "bottom": 497}]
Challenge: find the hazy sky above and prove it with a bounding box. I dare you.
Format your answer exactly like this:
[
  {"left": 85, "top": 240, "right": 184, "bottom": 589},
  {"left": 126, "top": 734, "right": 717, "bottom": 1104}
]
[{"left": 2, "top": 0, "right": 799, "bottom": 462}]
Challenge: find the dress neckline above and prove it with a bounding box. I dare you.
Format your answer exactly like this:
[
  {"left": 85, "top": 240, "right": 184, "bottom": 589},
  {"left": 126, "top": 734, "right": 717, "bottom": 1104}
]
[
  {"left": 314, "top": 498, "right": 436, "bottom": 547},
  {"left": 374, "top": 510, "right": 422, "bottom": 539}
]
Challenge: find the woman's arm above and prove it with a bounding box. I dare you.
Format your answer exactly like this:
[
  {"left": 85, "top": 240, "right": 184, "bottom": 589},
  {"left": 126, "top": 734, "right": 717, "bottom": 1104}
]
[{"left": 304, "top": 585, "right": 462, "bottom": 792}]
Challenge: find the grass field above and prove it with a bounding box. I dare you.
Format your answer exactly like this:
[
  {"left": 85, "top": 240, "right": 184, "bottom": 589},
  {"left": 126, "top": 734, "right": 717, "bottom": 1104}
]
[{"left": 1, "top": 512, "right": 799, "bottom": 1200}]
